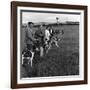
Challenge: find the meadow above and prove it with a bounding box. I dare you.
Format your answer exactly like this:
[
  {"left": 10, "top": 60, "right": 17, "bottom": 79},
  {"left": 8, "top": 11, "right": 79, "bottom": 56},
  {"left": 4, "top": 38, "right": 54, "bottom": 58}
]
[{"left": 21, "top": 24, "right": 79, "bottom": 78}]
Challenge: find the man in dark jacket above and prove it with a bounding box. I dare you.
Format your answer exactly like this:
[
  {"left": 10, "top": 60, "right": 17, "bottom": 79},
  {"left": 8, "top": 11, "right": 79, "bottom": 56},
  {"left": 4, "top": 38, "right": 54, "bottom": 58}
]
[
  {"left": 34, "top": 25, "right": 45, "bottom": 57},
  {"left": 25, "top": 22, "right": 36, "bottom": 51}
]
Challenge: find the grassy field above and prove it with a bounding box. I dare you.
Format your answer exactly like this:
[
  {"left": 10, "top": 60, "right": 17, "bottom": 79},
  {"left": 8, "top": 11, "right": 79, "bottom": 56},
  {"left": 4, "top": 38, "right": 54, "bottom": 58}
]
[{"left": 21, "top": 25, "right": 79, "bottom": 78}]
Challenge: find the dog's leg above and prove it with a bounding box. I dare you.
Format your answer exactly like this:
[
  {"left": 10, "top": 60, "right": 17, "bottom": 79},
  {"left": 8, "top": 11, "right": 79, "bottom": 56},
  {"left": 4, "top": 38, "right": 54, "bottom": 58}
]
[
  {"left": 56, "top": 42, "right": 59, "bottom": 47},
  {"left": 48, "top": 43, "right": 51, "bottom": 50},
  {"left": 55, "top": 41, "right": 59, "bottom": 47},
  {"left": 40, "top": 46, "right": 44, "bottom": 57},
  {"left": 46, "top": 48, "right": 49, "bottom": 53},
  {"left": 46, "top": 42, "right": 51, "bottom": 54},
  {"left": 22, "top": 52, "right": 26, "bottom": 65}
]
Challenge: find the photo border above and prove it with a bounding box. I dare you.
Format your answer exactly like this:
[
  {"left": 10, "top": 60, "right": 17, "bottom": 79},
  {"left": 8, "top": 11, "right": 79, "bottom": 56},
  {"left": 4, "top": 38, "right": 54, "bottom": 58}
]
[{"left": 11, "top": 1, "right": 88, "bottom": 89}]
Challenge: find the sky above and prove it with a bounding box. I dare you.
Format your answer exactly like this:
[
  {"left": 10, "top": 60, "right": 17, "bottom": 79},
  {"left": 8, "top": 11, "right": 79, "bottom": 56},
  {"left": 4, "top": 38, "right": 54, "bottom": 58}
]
[{"left": 22, "top": 11, "right": 80, "bottom": 24}]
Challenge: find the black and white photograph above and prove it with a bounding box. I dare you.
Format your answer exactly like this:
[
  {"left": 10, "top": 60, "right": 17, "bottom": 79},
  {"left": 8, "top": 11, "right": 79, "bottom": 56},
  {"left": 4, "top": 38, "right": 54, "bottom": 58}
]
[
  {"left": 20, "top": 10, "right": 80, "bottom": 79},
  {"left": 11, "top": 1, "right": 87, "bottom": 88}
]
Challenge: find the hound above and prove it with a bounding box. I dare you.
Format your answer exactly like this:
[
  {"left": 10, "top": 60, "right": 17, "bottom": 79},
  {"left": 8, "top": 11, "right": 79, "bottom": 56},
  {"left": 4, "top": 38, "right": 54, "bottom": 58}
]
[
  {"left": 45, "top": 30, "right": 64, "bottom": 53},
  {"left": 22, "top": 46, "right": 39, "bottom": 67},
  {"left": 45, "top": 36, "right": 61, "bottom": 53}
]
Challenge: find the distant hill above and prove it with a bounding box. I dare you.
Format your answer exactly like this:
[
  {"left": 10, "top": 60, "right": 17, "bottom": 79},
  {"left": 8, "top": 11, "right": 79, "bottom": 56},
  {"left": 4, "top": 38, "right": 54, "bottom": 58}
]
[{"left": 22, "top": 21, "right": 79, "bottom": 27}]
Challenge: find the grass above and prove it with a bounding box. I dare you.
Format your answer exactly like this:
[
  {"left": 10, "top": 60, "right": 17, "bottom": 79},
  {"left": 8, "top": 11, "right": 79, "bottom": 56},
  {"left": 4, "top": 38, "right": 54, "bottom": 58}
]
[{"left": 21, "top": 25, "right": 79, "bottom": 78}]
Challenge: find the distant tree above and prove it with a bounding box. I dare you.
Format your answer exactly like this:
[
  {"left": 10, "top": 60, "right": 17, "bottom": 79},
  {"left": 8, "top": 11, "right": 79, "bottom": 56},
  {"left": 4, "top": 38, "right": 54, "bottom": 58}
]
[{"left": 56, "top": 17, "right": 59, "bottom": 24}]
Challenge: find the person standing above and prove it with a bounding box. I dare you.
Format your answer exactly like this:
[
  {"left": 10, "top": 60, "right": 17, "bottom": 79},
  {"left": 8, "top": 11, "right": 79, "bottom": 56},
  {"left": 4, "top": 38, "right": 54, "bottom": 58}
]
[
  {"left": 34, "top": 25, "right": 45, "bottom": 57},
  {"left": 44, "top": 26, "right": 51, "bottom": 45},
  {"left": 25, "top": 22, "right": 36, "bottom": 51}
]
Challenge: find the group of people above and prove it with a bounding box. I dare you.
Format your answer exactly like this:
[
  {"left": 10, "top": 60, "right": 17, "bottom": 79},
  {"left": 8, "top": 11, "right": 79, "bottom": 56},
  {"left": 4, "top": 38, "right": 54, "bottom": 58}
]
[
  {"left": 25, "top": 22, "right": 55, "bottom": 56},
  {"left": 22, "top": 21, "right": 62, "bottom": 67}
]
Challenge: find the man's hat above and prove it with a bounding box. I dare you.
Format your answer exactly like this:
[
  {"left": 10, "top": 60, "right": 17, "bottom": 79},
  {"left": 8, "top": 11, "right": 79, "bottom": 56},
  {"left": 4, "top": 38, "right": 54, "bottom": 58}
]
[{"left": 28, "top": 22, "right": 34, "bottom": 25}]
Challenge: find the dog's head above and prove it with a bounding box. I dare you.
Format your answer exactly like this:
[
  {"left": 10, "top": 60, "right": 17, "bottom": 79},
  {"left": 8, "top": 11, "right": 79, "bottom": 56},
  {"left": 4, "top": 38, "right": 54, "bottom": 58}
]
[{"left": 23, "top": 50, "right": 32, "bottom": 57}]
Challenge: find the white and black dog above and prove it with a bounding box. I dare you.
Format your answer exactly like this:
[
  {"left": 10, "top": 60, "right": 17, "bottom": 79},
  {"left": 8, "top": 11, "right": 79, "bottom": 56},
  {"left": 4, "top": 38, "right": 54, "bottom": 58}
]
[
  {"left": 45, "top": 29, "right": 64, "bottom": 53},
  {"left": 45, "top": 36, "right": 61, "bottom": 53},
  {"left": 22, "top": 48, "right": 34, "bottom": 67},
  {"left": 22, "top": 44, "right": 39, "bottom": 67}
]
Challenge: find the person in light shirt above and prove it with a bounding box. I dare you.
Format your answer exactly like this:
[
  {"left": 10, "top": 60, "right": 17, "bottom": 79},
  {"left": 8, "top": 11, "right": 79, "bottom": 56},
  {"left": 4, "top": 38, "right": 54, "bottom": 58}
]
[{"left": 44, "top": 26, "right": 51, "bottom": 45}]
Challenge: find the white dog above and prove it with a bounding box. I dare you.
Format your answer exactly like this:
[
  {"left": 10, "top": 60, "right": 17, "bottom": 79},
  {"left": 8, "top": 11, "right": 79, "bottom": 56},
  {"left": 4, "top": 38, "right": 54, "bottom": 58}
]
[{"left": 22, "top": 49, "right": 35, "bottom": 67}]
